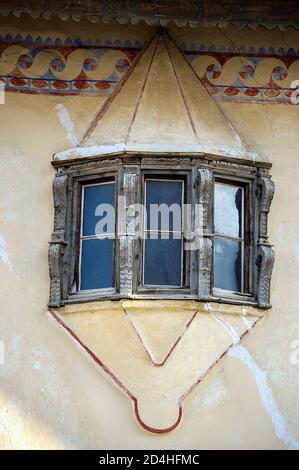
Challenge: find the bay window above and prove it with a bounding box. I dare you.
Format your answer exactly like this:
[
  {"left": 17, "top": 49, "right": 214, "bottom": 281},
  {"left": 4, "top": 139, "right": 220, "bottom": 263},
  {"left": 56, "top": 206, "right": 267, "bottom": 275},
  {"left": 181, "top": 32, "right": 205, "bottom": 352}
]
[{"left": 48, "top": 155, "right": 274, "bottom": 309}]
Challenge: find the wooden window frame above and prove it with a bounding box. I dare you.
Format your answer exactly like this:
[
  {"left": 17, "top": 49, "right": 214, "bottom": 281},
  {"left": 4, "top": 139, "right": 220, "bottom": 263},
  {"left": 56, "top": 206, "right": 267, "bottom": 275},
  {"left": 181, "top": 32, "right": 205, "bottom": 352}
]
[
  {"left": 138, "top": 171, "right": 191, "bottom": 297},
  {"left": 78, "top": 179, "right": 117, "bottom": 294},
  {"left": 212, "top": 176, "right": 253, "bottom": 304},
  {"left": 48, "top": 155, "right": 275, "bottom": 308}
]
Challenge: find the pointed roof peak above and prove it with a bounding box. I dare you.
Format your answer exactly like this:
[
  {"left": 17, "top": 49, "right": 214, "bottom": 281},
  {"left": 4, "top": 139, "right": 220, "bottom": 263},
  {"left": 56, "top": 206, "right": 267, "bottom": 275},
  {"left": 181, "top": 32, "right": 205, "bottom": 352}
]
[{"left": 54, "top": 31, "right": 266, "bottom": 164}]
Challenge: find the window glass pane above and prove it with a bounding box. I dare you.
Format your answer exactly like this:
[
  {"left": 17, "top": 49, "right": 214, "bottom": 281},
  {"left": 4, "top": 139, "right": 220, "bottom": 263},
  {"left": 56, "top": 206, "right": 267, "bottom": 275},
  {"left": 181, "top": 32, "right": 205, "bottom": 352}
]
[
  {"left": 80, "top": 239, "right": 113, "bottom": 290},
  {"left": 214, "top": 237, "right": 242, "bottom": 292},
  {"left": 83, "top": 183, "right": 115, "bottom": 236},
  {"left": 214, "top": 183, "right": 242, "bottom": 238},
  {"left": 146, "top": 180, "right": 183, "bottom": 232},
  {"left": 144, "top": 237, "right": 182, "bottom": 286}
]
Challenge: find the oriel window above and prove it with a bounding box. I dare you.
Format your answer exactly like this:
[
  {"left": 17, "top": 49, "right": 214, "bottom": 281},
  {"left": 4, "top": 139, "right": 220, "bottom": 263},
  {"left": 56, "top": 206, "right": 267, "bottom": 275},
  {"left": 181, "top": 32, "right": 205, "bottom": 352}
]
[{"left": 49, "top": 156, "right": 274, "bottom": 309}]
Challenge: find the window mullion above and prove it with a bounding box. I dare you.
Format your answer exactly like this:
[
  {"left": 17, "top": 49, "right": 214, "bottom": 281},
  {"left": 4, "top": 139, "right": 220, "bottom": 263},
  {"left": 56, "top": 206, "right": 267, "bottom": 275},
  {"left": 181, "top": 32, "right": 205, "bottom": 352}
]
[
  {"left": 197, "top": 167, "right": 214, "bottom": 300},
  {"left": 189, "top": 167, "right": 198, "bottom": 295},
  {"left": 119, "top": 166, "right": 140, "bottom": 298}
]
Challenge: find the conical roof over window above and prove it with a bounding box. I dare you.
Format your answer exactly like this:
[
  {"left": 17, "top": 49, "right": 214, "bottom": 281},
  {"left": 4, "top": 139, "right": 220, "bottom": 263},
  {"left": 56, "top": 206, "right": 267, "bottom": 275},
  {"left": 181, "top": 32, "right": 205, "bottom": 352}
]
[{"left": 54, "top": 32, "right": 265, "bottom": 164}]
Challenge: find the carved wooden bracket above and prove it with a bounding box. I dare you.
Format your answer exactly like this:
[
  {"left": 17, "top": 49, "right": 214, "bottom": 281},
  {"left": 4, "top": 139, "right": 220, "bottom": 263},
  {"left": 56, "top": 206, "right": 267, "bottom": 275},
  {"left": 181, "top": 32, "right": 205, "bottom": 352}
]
[
  {"left": 256, "top": 175, "right": 275, "bottom": 308},
  {"left": 256, "top": 244, "right": 275, "bottom": 308},
  {"left": 48, "top": 173, "right": 68, "bottom": 307},
  {"left": 257, "top": 176, "right": 275, "bottom": 242}
]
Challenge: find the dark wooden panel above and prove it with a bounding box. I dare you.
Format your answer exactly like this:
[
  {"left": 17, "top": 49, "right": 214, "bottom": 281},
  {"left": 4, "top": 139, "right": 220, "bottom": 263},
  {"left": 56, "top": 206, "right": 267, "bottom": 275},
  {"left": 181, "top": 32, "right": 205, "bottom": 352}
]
[{"left": 0, "top": 1, "right": 298, "bottom": 28}]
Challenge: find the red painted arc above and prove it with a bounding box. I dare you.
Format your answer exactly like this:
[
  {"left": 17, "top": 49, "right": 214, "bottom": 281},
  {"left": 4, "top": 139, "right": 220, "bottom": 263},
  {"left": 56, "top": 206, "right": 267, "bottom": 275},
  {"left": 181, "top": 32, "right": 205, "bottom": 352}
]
[{"left": 48, "top": 307, "right": 259, "bottom": 434}]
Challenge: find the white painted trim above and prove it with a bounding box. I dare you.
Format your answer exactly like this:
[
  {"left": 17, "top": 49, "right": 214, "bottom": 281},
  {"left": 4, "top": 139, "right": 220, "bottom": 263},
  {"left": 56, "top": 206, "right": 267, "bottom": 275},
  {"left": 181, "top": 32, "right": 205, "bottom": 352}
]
[{"left": 53, "top": 142, "right": 264, "bottom": 163}]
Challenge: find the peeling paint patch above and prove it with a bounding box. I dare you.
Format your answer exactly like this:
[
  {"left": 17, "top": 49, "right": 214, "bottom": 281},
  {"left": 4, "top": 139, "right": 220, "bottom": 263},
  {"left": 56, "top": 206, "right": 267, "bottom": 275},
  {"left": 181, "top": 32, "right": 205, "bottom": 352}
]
[
  {"left": 229, "top": 345, "right": 299, "bottom": 450},
  {"left": 0, "top": 234, "right": 17, "bottom": 276},
  {"left": 199, "top": 375, "right": 231, "bottom": 409},
  {"left": 55, "top": 103, "right": 78, "bottom": 147},
  {"left": 204, "top": 302, "right": 213, "bottom": 313},
  {"left": 212, "top": 314, "right": 239, "bottom": 345},
  {"left": 32, "top": 360, "right": 41, "bottom": 370},
  {"left": 0, "top": 335, "right": 22, "bottom": 379},
  {"left": 242, "top": 315, "right": 254, "bottom": 330}
]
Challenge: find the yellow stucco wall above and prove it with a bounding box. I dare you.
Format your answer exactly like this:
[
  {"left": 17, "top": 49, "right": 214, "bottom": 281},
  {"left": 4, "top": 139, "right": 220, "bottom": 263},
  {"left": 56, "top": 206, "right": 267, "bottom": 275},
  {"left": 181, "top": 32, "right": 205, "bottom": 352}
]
[{"left": 0, "top": 17, "right": 299, "bottom": 449}]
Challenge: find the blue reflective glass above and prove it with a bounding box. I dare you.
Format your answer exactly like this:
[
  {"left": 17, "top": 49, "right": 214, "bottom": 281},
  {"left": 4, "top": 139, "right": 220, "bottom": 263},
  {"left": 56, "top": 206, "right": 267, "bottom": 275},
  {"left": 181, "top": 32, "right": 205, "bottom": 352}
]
[
  {"left": 146, "top": 180, "right": 183, "bottom": 232},
  {"left": 80, "top": 239, "right": 113, "bottom": 290},
  {"left": 214, "top": 237, "right": 242, "bottom": 292},
  {"left": 214, "top": 183, "right": 242, "bottom": 238},
  {"left": 83, "top": 183, "right": 115, "bottom": 236},
  {"left": 144, "top": 237, "right": 182, "bottom": 286}
]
